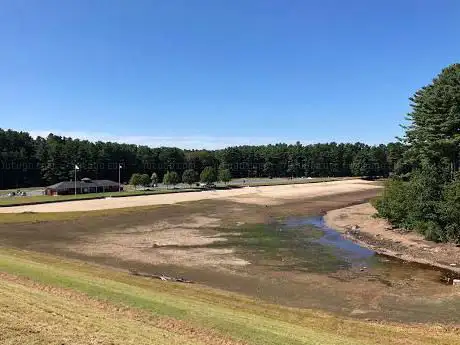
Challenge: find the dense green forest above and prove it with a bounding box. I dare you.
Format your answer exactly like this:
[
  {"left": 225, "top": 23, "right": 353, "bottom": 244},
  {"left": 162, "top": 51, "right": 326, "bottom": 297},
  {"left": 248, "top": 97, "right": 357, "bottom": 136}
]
[
  {"left": 374, "top": 63, "right": 460, "bottom": 243},
  {"left": 0, "top": 128, "right": 405, "bottom": 189}
]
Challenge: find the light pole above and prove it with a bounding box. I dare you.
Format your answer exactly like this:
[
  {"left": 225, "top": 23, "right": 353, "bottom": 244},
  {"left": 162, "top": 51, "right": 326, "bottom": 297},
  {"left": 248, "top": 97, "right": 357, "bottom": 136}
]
[
  {"left": 74, "top": 164, "right": 79, "bottom": 195},
  {"left": 118, "top": 164, "right": 122, "bottom": 192}
]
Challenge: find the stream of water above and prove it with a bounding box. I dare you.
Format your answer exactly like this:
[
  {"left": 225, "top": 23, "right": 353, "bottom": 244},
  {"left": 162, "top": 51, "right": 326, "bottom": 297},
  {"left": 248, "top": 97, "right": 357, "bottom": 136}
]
[{"left": 282, "top": 215, "right": 458, "bottom": 285}]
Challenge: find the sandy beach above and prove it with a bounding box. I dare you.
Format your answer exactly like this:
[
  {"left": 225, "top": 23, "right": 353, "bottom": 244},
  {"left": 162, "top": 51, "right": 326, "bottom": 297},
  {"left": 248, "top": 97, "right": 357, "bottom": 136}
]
[{"left": 0, "top": 179, "right": 381, "bottom": 213}]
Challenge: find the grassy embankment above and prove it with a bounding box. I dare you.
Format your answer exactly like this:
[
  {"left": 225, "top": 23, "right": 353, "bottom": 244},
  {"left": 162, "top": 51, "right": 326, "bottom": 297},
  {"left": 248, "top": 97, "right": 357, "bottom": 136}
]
[
  {"left": 0, "top": 188, "right": 197, "bottom": 207},
  {"left": 0, "top": 248, "right": 457, "bottom": 345},
  {"left": 0, "top": 204, "right": 172, "bottom": 223}
]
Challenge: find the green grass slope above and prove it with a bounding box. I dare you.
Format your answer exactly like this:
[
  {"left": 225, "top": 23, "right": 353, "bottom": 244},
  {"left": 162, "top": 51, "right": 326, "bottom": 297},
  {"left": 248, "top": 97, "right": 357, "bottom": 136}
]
[{"left": 0, "top": 248, "right": 457, "bottom": 345}]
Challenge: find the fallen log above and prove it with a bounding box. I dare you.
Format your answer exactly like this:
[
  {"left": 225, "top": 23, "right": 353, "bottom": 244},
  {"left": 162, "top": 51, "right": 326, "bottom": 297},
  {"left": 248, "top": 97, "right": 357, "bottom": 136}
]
[{"left": 129, "top": 269, "right": 194, "bottom": 283}]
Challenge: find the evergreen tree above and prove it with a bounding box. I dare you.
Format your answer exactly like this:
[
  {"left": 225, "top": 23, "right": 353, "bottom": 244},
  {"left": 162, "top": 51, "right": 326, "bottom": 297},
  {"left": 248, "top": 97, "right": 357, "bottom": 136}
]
[
  {"left": 375, "top": 64, "right": 460, "bottom": 242},
  {"left": 0, "top": 128, "right": 406, "bottom": 189},
  {"left": 402, "top": 64, "right": 460, "bottom": 176}
]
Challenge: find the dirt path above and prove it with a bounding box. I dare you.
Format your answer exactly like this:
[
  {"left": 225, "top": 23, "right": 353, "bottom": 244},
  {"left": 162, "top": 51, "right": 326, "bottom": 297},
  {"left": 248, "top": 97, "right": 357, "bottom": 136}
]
[
  {"left": 325, "top": 203, "right": 460, "bottom": 276},
  {"left": 0, "top": 179, "right": 381, "bottom": 213}
]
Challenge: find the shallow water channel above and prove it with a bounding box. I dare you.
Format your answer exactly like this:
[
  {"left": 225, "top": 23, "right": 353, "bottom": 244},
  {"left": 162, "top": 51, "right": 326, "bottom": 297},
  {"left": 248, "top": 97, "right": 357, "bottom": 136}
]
[
  {"left": 211, "top": 215, "right": 460, "bottom": 322},
  {"left": 281, "top": 215, "right": 457, "bottom": 286}
]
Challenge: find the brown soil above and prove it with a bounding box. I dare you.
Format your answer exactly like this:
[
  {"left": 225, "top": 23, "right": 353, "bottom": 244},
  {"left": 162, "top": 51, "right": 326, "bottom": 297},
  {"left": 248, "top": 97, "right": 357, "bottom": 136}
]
[
  {"left": 325, "top": 203, "right": 460, "bottom": 276},
  {"left": 68, "top": 215, "right": 249, "bottom": 270}
]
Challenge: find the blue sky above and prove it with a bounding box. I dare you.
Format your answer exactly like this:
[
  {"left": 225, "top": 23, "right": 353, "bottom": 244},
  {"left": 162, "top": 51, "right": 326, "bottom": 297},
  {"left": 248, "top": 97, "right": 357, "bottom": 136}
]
[{"left": 1, "top": 0, "right": 459, "bottom": 149}]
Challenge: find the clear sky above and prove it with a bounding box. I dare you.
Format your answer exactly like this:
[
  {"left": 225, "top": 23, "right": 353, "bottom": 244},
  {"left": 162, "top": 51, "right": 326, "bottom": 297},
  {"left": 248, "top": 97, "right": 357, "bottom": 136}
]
[{"left": 1, "top": 0, "right": 459, "bottom": 149}]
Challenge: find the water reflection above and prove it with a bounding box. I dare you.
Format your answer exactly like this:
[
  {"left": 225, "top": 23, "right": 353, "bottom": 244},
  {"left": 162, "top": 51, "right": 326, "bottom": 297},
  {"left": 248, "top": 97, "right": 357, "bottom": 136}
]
[
  {"left": 284, "top": 215, "right": 376, "bottom": 266},
  {"left": 282, "top": 215, "right": 457, "bottom": 285}
]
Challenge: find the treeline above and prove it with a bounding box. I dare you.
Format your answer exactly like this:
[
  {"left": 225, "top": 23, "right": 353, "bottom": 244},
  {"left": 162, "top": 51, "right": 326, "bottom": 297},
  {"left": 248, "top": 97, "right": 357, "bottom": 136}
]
[
  {"left": 0, "top": 128, "right": 405, "bottom": 190},
  {"left": 374, "top": 63, "right": 460, "bottom": 243}
]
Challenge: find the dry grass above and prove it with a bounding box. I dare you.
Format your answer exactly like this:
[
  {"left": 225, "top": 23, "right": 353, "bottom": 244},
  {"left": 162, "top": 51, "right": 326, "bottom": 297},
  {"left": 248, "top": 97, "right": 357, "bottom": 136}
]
[
  {"left": 0, "top": 204, "right": 171, "bottom": 223},
  {"left": 0, "top": 248, "right": 458, "bottom": 345},
  {"left": 0, "top": 273, "right": 243, "bottom": 345}
]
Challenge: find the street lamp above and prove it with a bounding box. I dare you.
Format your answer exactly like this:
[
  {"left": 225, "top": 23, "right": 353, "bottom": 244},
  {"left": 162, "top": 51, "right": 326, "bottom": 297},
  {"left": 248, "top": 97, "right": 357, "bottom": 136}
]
[
  {"left": 118, "top": 164, "right": 122, "bottom": 192},
  {"left": 74, "top": 164, "right": 79, "bottom": 195}
]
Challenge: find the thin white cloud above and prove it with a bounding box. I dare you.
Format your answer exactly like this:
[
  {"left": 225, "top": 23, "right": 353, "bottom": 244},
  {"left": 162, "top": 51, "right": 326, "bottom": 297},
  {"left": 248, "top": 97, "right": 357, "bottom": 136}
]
[{"left": 27, "top": 129, "right": 300, "bottom": 150}]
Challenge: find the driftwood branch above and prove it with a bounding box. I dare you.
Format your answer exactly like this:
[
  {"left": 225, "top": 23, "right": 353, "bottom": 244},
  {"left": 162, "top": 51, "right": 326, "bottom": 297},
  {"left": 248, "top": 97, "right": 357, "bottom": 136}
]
[{"left": 129, "top": 269, "right": 194, "bottom": 283}]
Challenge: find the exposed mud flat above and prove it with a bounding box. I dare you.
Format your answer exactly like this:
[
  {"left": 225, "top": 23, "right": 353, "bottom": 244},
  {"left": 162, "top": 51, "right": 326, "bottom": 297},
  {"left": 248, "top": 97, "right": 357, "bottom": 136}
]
[
  {"left": 70, "top": 216, "right": 250, "bottom": 269},
  {"left": 325, "top": 203, "right": 460, "bottom": 276}
]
